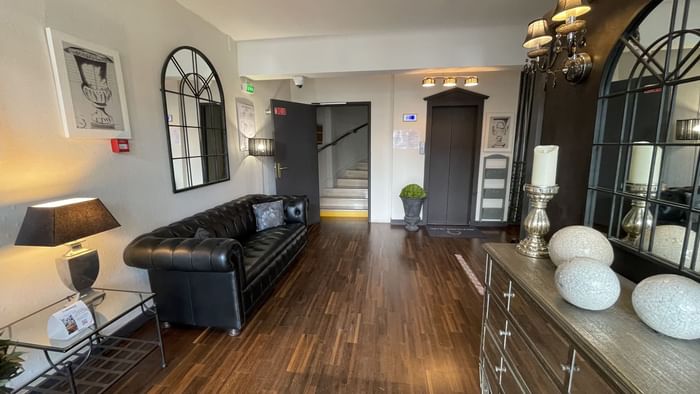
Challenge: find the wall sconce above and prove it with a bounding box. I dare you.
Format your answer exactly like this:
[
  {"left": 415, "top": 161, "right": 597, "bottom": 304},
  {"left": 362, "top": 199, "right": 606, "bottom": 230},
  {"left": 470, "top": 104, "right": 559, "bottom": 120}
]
[
  {"left": 523, "top": 0, "right": 593, "bottom": 85},
  {"left": 248, "top": 138, "right": 275, "bottom": 156},
  {"left": 421, "top": 76, "right": 479, "bottom": 88},
  {"left": 676, "top": 119, "right": 700, "bottom": 141}
]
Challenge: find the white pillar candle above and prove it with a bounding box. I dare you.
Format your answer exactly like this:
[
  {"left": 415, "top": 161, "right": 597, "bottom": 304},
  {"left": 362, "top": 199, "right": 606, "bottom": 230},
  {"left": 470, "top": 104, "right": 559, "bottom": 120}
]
[
  {"left": 629, "top": 142, "right": 663, "bottom": 185},
  {"left": 531, "top": 145, "right": 559, "bottom": 186}
]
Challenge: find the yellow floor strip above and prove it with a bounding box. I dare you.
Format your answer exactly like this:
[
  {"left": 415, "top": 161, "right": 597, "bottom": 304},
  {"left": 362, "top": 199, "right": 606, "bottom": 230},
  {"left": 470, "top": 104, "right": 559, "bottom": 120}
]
[{"left": 320, "top": 210, "right": 368, "bottom": 218}]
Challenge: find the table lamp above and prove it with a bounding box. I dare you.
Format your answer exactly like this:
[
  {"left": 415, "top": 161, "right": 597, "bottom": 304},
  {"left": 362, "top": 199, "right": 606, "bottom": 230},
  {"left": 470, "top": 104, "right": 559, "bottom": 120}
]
[{"left": 15, "top": 198, "right": 120, "bottom": 304}]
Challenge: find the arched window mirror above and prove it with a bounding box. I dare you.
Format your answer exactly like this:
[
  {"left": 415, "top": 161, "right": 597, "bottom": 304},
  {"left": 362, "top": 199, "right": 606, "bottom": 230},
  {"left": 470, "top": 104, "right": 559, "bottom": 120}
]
[
  {"left": 161, "top": 46, "right": 229, "bottom": 192},
  {"left": 586, "top": 0, "right": 700, "bottom": 280}
]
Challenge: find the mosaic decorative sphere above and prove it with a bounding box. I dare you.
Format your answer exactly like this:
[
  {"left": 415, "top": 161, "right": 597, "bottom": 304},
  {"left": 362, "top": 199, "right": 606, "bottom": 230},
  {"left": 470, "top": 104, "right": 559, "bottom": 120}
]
[
  {"left": 643, "top": 225, "right": 697, "bottom": 270},
  {"left": 632, "top": 274, "right": 700, "bottom": 340},
  {"left": 555, "top": 258, "right": 620, "bottom": 311},
  {"left": 549, "top": 225, "right": 614, "bottom": 266}
]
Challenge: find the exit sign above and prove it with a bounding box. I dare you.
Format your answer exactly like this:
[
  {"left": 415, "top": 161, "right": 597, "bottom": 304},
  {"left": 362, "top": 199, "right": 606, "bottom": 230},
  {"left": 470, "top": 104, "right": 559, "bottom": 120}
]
[{"left": 245, "top": 83, "right": 255, "bottom": 94}]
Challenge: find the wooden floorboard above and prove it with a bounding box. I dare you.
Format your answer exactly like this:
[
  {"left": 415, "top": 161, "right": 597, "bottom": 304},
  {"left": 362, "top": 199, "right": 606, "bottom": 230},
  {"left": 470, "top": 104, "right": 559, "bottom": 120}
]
[{"left": 110, "top": 220, "right": 517, "bottom": 393}]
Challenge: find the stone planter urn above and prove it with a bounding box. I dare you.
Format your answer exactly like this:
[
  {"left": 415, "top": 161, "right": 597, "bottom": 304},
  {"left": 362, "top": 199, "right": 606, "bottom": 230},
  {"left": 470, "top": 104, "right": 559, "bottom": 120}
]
[{"left": 399, "top": 184, "right": 427, "bottom": 232}]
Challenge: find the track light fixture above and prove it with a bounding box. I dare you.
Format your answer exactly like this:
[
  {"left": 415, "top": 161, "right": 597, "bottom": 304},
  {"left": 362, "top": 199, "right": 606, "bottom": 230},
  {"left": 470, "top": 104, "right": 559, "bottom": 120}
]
[
  {"left": 523, "top": 0, "right": 593, "bottom": 86},
  {"left": 421, "top": 75, "right": 479, "bottom": 88}
]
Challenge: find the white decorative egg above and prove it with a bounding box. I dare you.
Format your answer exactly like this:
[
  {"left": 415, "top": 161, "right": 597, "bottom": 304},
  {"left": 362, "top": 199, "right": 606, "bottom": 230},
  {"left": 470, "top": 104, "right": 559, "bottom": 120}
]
[
  {"left": 549, "top": 225, "right": 614, "bottom": 266},
  {"left": 555, "top": 258, "right": 620, "bottom": 311},
  {"left": 632, "top": 274, "right": 700, "bottom": 340}
]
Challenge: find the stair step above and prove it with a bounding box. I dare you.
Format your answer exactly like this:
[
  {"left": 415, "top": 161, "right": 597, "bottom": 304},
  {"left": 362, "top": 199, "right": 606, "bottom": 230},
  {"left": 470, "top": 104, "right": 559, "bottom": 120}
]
[
  {"left": 321, "top": 209, "right": 368, "bottom": 218},
  {"left": 342, "top": 169, "right": 368, "bottom": 179},
  {"left": 337, "top": 178, "right": 368, "bottom": 188},
  {"left": 353, "top": 162, "right": 369, "bottom": 171},
  {"left": 320, "top": 197, "right": 368, "bottom": 210},
  {"left": 322, "top": 188, "right": 368, "bottom": 198}
]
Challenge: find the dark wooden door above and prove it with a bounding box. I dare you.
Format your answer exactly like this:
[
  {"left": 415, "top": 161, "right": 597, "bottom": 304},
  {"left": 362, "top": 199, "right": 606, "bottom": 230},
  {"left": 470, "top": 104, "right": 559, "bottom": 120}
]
[
  {"left": 425, "top": 105, "right": 479, "bottom": 225},
  {"left": 271, "top": 99, "right": 320, "bottom": 224}
]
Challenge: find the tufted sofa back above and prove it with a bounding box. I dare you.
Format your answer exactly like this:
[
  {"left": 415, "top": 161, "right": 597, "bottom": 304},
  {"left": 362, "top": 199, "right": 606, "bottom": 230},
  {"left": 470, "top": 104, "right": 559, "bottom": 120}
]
[{"left": 149, "top": 195, "right": 281, "bottom": 240}]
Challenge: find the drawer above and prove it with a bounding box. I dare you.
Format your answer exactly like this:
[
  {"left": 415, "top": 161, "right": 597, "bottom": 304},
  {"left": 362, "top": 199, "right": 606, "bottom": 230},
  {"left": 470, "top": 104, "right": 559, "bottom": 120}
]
[
  {"left": 569, "top": 350, "right": 617, "bottom": 394},
  {"left": 481, "top": 352, "right": 500, "bottom": 394},
  {"left": 507, "top": 280, "right": 571, "bottom": 385},
  {"left": 499, "top": 357, "right": 526, "bottom": 394},
  {"left": 486, "top": 294, "right": 509, "bottom": 349},
  {"left": 489, "top": 261, "right": 513, "bottom": 309},
  {"left": 501, "top": 315, "right": 561, "bottom": 394}
]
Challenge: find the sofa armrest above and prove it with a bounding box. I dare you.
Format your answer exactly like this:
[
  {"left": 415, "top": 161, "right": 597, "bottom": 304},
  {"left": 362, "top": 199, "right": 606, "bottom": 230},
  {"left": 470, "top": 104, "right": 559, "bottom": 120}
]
[
  {"left": 123, "top": 236, "right": 246, "bottom": 281},
  {"left": 280, "top": 195, "right": 308, "bottom": 225}
]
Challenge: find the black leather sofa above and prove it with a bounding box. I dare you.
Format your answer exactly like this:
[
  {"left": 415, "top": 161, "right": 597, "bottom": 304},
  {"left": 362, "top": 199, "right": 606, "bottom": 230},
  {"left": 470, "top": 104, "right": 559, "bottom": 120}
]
[{"left": 123, "top": 194, "right": 308, "bottom": 336}]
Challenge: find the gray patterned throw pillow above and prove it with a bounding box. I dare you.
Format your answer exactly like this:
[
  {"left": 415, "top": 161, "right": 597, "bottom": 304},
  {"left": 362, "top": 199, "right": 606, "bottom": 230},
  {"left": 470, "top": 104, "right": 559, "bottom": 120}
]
[{"left": 253, "top": 200, "right": 285, "bottom": 231}]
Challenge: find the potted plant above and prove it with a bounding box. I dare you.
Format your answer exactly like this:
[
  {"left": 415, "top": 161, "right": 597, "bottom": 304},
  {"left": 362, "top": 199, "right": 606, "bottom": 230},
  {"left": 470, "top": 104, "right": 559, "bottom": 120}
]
[
  {"left": 0, "top": 334, "right": 23, "bottom": 393},
  {"left": 400, "top": 184, "right": 427, "bottom": 232}
]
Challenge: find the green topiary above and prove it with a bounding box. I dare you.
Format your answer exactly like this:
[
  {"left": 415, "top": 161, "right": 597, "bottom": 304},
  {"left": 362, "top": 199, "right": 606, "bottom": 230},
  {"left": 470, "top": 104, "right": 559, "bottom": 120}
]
[
  {"left": 0, "top": 333, "right": 23, "bottom": 392},
  {"left": 399, "top": 184, "right": 427, "bottom": 199}
]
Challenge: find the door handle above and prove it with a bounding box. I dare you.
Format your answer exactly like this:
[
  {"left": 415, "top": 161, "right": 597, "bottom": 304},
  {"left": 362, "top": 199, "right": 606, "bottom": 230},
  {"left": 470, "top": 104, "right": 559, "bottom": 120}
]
[{"left": 275, "top": 162, "right": 288, "bottom": 179}]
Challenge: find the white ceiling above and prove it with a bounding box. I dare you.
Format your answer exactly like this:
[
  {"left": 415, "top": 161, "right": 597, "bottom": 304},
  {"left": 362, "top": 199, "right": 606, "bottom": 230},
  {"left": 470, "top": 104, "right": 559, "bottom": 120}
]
[{"left": 177, "top": 0, "right": 554, "bottom": 41}]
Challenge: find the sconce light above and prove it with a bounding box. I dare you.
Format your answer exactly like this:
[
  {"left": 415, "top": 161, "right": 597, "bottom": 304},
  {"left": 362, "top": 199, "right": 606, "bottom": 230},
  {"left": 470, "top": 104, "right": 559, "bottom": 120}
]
[
  {"left": 248, "top": 138, "right": 275, "bottom": 156},
  {"left": 421, "top": 76, "right": 479, "bottom": 88},
  {"left": 523, "top": 0, "right": 593, "bottom": 85},
  {"left": 676, "top": 119, "right": 700, "bottom": 141},
  {"left": 422, "top": 77, "right": 436, "bottom": 87}
]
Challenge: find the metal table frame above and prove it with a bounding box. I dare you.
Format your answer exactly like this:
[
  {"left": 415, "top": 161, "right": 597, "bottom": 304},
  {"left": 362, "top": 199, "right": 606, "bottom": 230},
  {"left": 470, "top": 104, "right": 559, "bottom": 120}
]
[{"left": 2, "top": 289, "right": 166, "bottom": 394}]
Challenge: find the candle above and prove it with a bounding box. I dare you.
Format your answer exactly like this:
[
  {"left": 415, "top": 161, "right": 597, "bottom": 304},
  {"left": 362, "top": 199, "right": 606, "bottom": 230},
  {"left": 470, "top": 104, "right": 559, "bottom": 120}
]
[
  {"left": 628, "top": 142, "right": 663, "bottom": 185},
  {"left": 531, "top": 145, "right": 559, "bottom": 186}
]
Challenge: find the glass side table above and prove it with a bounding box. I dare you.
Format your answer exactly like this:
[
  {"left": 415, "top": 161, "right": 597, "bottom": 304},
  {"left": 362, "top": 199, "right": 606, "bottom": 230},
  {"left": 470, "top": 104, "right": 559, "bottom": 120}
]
[{"left": 1, "top": 288, "right": 166, "bottom": 393}]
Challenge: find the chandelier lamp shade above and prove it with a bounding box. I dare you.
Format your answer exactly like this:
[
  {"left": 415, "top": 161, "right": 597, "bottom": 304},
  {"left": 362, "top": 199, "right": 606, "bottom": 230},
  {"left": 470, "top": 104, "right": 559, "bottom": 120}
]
[
  {"left": 522, "top": 0, "right": 593, "bottom": 85},
  {"left": 421, "top": 75, "right": 479, "bottom": 88}
]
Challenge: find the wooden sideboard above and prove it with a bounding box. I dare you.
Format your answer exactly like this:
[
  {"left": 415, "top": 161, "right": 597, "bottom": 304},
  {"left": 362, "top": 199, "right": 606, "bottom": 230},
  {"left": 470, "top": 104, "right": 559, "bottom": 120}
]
[{"left": 480, "top": 243, "right": 700, "bottom": 394}]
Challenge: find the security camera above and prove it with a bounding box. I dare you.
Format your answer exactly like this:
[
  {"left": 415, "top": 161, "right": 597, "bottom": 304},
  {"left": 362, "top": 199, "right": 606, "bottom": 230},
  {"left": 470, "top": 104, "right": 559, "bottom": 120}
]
[{"left": 293, "top": 76, "right": 304, "bottom": 88}]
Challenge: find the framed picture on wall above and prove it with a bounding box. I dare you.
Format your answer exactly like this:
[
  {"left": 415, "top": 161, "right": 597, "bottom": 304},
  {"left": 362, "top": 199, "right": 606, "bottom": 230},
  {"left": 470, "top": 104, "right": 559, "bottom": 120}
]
[
  {"left": 45, "top": 28, "right": 131, "bottom": 139},
  {"left": 484, "top": 113, "right": 513, "bottom": 152},
  {"left": 235, "top": 99, "right": 256, "bottom": 151}
]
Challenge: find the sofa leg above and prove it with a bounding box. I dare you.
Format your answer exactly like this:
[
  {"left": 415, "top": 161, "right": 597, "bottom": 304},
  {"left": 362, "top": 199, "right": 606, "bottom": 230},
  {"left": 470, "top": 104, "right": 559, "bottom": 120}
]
[
  {"left": 227, "top": 328, "right": 241, "bottom": 337},
  {"left": 162, "top": 322, "right": 171, "bottom": 329}
]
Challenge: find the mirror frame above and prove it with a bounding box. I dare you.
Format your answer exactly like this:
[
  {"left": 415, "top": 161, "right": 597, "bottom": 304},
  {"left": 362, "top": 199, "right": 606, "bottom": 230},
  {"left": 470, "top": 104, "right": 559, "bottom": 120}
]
[
  {"left": 160, "top": 46, "right": 230, "bottom": 193},
  {"left": 586, "top": 0, "right": 700, "bottom": 281}
]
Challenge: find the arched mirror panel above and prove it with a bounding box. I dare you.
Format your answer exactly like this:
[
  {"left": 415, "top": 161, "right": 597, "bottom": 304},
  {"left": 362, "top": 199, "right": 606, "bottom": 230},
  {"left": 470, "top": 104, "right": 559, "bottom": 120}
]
[
  {"left": 161, "top": 46, "right": 229, "bottom": 193},
  {"left": 587, "top": 0, "right": 700, "bottom": 279}
]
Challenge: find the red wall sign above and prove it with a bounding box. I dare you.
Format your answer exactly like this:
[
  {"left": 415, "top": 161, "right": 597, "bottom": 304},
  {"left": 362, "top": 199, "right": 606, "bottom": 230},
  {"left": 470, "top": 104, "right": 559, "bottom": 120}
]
[{"left": 273, "top": 107, "right": 287, "bottom": 116}]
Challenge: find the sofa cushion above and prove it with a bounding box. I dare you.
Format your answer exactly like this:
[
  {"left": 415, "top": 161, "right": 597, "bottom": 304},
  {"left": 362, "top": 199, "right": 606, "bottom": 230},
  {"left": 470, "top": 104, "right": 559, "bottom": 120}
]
[
  {"left": 252, "top": 200, "right": 285, "bottom": 231},
  {"left": 242, "top": 223, "right": 304, "bottom": 282}
]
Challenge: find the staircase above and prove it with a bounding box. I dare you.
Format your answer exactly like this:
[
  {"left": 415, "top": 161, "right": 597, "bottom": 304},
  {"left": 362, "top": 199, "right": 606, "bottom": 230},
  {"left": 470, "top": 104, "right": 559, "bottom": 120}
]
[{"left": 320, "top": 160, "right": 368, "bottom": 218}]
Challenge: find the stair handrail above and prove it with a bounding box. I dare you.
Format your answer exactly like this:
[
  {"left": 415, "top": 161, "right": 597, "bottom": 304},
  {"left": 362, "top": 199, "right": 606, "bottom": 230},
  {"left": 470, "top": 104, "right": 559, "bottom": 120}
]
[{"left": 317, "top": 123, "right": 369, "bottom": 153}]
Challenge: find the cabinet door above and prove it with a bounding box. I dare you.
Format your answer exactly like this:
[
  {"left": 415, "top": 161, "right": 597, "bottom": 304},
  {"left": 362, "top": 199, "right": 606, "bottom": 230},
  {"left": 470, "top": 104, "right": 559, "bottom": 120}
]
[{"left": 569, "top": 351, "right": 617, "bottom": 394}]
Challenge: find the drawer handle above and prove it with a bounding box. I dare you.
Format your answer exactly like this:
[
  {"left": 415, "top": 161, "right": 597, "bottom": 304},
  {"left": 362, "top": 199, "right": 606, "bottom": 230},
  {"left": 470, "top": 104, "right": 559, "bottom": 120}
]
[
  {"left": 498, "top": 329, "right": 512, "bottom": 337},
  {"left": 503, "top": 292, "right": 515, "bottom": 299},
  {"left": 560, "top": 364, "right": 581, "bottom": 373},
  {"left": 495, "top": 366, "right": 507, "bottom": 373}
]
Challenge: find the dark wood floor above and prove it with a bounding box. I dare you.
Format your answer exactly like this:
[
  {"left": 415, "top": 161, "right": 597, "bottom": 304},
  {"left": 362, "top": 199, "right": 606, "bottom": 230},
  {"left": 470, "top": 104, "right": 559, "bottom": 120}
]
[{"left": 112, "top": 220, "right": 517, "bottom": 394}]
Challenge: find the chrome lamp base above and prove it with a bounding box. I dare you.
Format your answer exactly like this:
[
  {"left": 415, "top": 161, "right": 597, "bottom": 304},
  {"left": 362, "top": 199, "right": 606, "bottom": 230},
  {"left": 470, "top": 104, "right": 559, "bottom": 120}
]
[
  {"left": 516, "top": 184, "right": 559, "bottom": 258},
  {"left": 621, "top": 183, "right": 657, "bottom": 245},
  {"left": 56, "top": 243, "right": 104, "bottom": 306}
]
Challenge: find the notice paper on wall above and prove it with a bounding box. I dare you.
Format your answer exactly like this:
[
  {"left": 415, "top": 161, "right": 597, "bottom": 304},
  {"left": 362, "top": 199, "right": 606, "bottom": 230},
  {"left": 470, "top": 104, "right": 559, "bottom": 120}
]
[
  {"left": 393, "top": 129, "right": 420, "bottom": 150},
  {"left": 47, "top": 300, "right": 95, "bottom": 340}
]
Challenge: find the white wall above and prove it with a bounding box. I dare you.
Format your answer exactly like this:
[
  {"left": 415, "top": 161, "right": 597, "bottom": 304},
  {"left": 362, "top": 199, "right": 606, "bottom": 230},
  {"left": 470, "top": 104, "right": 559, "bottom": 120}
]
[
  {"left": 291, "top": 70, "right": 520, "bottom": 223},
  {"left": 0, "top": 0, "right": 280, "bottom": 386},
  {"left": 238, "top": 25, "right": 528, "bottom": 79},
  {"left": 330, "top": 106, "right": 369, "bottom": 178}
]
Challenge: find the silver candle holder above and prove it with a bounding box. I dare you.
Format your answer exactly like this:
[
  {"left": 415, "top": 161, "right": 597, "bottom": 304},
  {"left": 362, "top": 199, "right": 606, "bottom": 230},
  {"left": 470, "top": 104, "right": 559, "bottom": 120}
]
[
  {"left": 621, "top": 182, "right": 657, "bottom": 244},
  {"left": 516, "top": 184, "right": 559, "bottom": 258}
]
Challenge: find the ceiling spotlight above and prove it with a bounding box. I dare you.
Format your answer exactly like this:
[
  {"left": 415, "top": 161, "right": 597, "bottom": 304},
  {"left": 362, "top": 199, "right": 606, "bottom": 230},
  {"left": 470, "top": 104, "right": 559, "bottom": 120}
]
[
  {"left": 422, "top": 77, "right": 436, "bottom": 88},
  {"left": 443, "top": 77, "right": 457, "bottom": 87},
  {"left": 464, "top": 76, "right": 479, "bottom": 87}
]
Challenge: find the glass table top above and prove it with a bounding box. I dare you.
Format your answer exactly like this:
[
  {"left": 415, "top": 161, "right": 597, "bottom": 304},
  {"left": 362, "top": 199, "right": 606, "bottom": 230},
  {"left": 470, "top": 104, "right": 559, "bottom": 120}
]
[{"left": 0, "top": 288, "right": 154, "bottom": 352}]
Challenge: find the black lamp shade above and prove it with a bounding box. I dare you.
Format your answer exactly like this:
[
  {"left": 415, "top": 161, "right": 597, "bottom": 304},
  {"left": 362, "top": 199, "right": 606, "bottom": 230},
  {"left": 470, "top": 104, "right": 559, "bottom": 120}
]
[
  {"left": 15, "top": 198, "right": 120, "bottom": 247},
  {"left": 523, "top": 18, "right": 552, "bottom": 49},
  {"left": 248, "top": 138, "right": 275, "bottom": 156},
  {"left": 676, "top": 119, "right": 700, "bottom": 140}
]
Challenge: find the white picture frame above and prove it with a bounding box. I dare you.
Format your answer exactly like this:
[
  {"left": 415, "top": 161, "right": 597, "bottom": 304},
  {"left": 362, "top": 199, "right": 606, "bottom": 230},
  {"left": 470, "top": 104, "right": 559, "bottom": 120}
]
[
  {"left": 45, "top": 28, "right": 131, "bottom": 139},
  {"left": 484, "top": 113, "right": 513, "bottom": 152},
  {"left": 235, "top": 99, "right": 256, "bottom": 151}
]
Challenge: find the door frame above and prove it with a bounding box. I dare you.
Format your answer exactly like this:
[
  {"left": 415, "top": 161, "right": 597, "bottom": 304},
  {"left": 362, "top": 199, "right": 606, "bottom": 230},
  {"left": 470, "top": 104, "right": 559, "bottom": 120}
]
[
  {"left": 313, "top": 101, "right": 372, "bottom": 221},
  {"left": 423, "top": 88, "right": 488, "bottom": 226}
]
